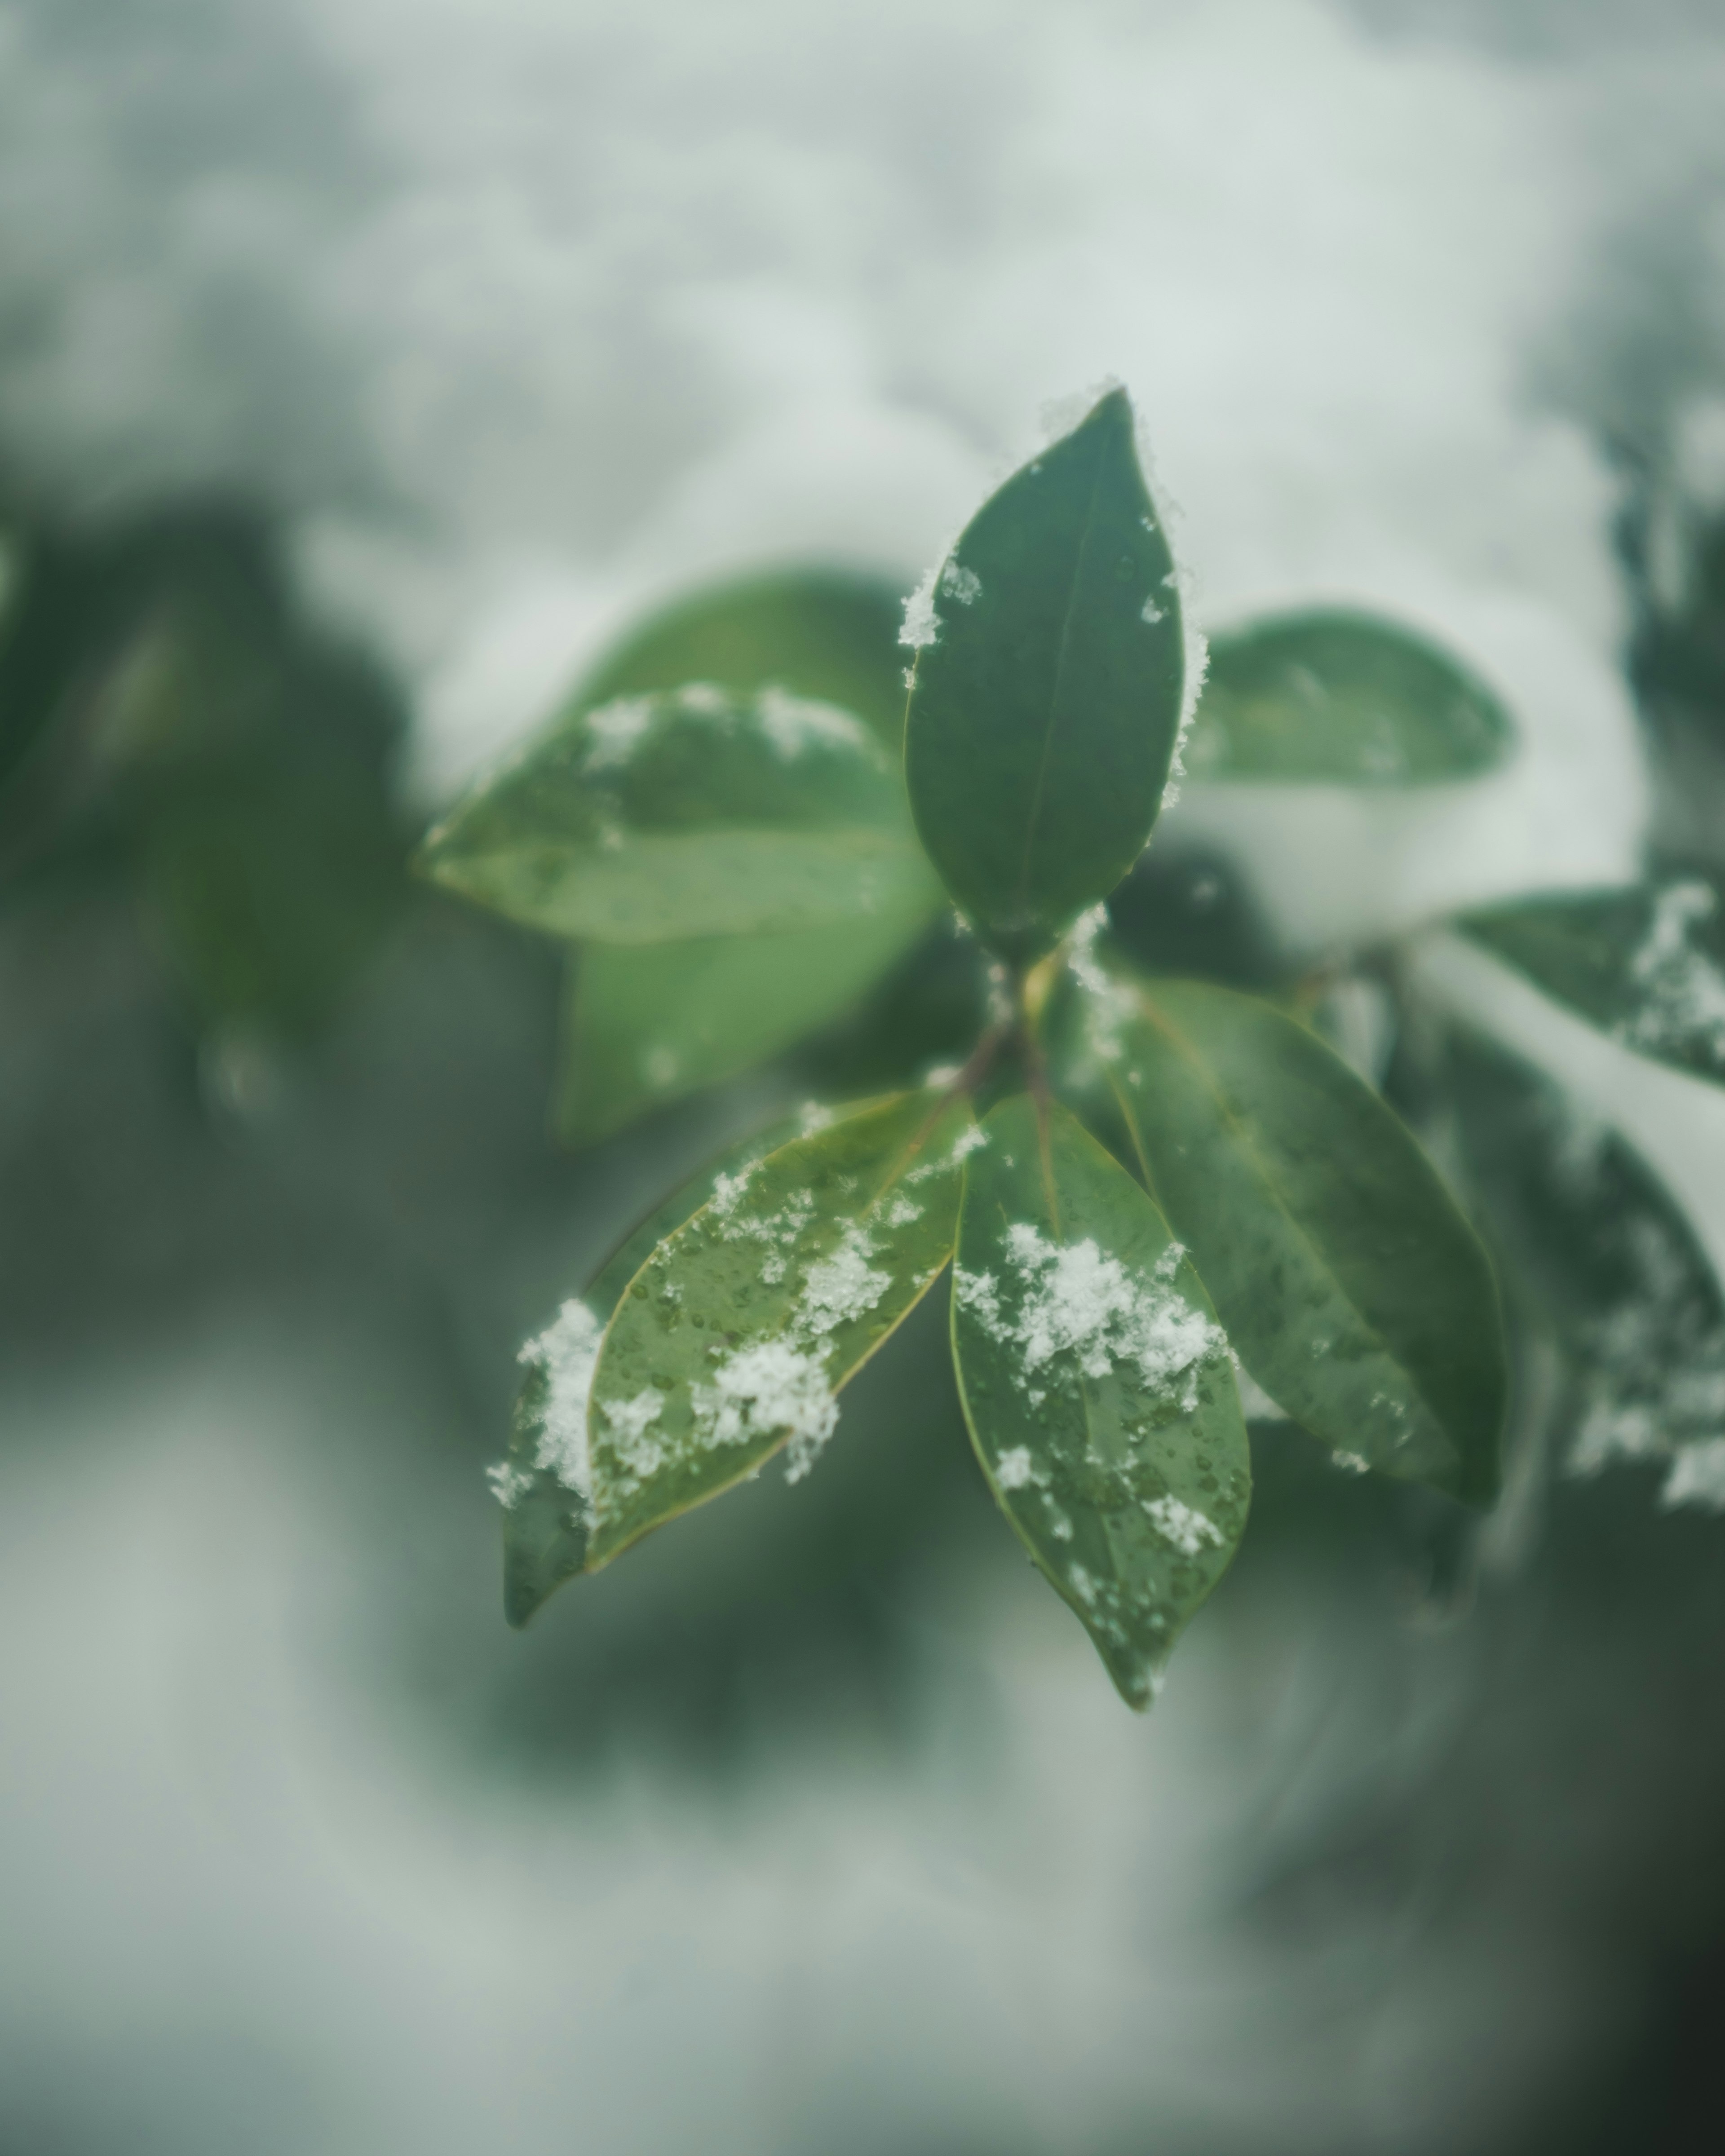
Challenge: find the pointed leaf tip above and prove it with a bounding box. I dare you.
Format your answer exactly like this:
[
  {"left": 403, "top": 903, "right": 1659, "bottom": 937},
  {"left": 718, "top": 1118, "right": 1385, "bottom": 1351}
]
[{"left": 905, "top": 389, "right": 1186, "bottom": 963}]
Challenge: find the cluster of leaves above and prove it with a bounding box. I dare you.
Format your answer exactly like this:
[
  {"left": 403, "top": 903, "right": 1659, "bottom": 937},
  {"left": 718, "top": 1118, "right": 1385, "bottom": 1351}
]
[
  {"left": 423, "top": 386, "right": 1725, "bottom": 1707},
  {"left": 0, "top": 496, "right": 408, "bottom": 1041}
]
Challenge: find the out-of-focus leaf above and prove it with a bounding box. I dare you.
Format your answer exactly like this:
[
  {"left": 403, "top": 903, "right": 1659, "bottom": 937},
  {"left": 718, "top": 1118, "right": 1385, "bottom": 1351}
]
[
  {"left": 0, "top": 508, "right": 410, "bottom": 1034},
  {"left": 499, "top": 1113, "right": 802, "bottom": 1626},
  {"left": 541, "top": 568, "right": 946, "bottom": 1141},
  {"left": 1104, "top": 844, "right": 1286, "bottom": 991},
  {"left": 1086, "top": 968, "right": 1506, "bottom": 1503},
  {"left": 904, "top": 387, "right": 1184, "bottom": 962},
  {"left": 573, "top": 566, "right": 911, "bottom": 751},
  {"left": 951, "top": 1096, "right": 1247, "bottom": 1708},
  {"left": 141, "top": 759, "right": 404, "bottom": 1035},
  {"left": 1185, "top": 609, "right": 1513, "bottom": 783},
  {"left": 420, "top": 682, "right": 936, "bottom": 943},
  {"left": 1447, "top": 1027, "right": 1725, "bottom": 1489},
  {"left": 559, "top": 911, "right": 929, "bottom": 1142},
  {"left": 582, "top": 1090, "right": 975, "bottom": 1567},
  {"left": 1462, "top": 877, "right": 1725, "bottom": 1088},
  {"left": 793, "top": 912, "right": 992, "bottom": 1099}
]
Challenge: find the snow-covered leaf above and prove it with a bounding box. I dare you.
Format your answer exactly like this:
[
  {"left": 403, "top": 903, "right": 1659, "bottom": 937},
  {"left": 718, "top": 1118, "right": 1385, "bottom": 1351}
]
[
  {"left": 1186, "top": 609, "right": 1513, "bottom": 783},
  {"left": 904, "top": 386, "right": 1185, "bottom": 963},
  {"left": 582, "top": 1090, "right": 976, "bottom": 1567},
  {"left": 570, "top": 565, "right": 912, "bottom": 754},
  {"left": 952, "top": 1096, "right": 1247, "bottom": 1709},
  {"left": 1462, "top": 877, "right": 1725, "bottom": 1089},
  {"left": 419, "top": 680, "right": 937, "bottom": 943},
  {"left": 1084, "top": 968, "right": 1506, "bottom": 1503},
  {"left": 1448, "top": 1027, "right": 1725, "bottom": 1509},
  {"left": 497, "top": 1115, "right": 801, "bottom": 1625}
]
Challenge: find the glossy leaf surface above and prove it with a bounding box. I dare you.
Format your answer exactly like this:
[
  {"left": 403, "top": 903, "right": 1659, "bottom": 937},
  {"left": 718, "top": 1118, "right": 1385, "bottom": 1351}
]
[
  {"left": 1462, "top": 878, "right": 1725, "bottom": 1088},
  {"left": 420, "top": 682, "right": 935, "bottom": 943},
  {"left": 904, "top": 388, "right": 1184, "bottom": 960},
  {"left": 1090, "top": 971, "right": 1506, "bottom": 1502},
  {"left": 498, "top": 1115, "right": 801, "bottom": 1625},
  {"left": 560, "top": 912, "right": 928, "bottom": 1141},
  {"left": 951, "top": 1096, "right": 1247, "bottom": 1708},
  {"left": 573, "top": 566, "right": 911, "bottom": 752},
  {"left": 584, "top": 1090, "right": 976, "bottom": 1566},
  {"left": 1185, "top": 609, "right": 1513, "bottom": 783}
]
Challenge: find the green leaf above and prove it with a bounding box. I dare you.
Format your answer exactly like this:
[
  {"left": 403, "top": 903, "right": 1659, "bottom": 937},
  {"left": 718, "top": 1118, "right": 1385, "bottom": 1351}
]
[
  {"left": 581, "top": 1090, "right": 977, "bottom": 1567},
  {"left": 1446, "top": 1027, "right": 1725, "bottom": 1480},
  {"left": 1185, "top": 609, "right": 1514, "bottom": 784},
  {"left": 1084, "top": 969, "right": 1506, "bottom": 1503},
  {"left": 558, "top": 911, "right": 932, "bottom": 1141},
  {"left": 419, "top": 681, "right": 937, "bottom": 943},
  {"left": 140, "top": 759, "right": 404, "bottom": 1036},
  {"left": 904, "top": 387, "right": 1184, "bottom": 962},
  {"left": 951, "top": 1096, "right": 1247, "bottom": 1709},
  {"left": 1461, "top": 877, "right": 1725, "bottom": 1088},
  {"left": 572, "top": 566, "right": 911, "bottom": 753},
  {"left": 497, "top": 1113, "right": 804, "bottom": 1625}
]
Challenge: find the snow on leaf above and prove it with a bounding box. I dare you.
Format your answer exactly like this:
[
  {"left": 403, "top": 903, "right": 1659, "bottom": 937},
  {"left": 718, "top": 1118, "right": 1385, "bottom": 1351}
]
[
  {"left": 901, "top": 560, "right": 943, "bottom": 650},
  {"left": 517, "top": 1299, "right": 602, "bottom": 1499},
  {"left": 976, "top": 1224, "right": 1226, "bottom": 1411},
  {"left": 693, "top": 1339, "right": 839, "bottom": 1483},
  {"left": 579, "top": 694, "right": 657, "bottom": 772},
  {"left": 1141, "top": 1493, "right": 1223, "bottom": 1554},
  {"left": 1618, "top": 880, "right": 1725, "bottom": 1069},
  {"left": 994, "top": 1445, "right": 1037, "bottom": 1490},
  {"left": 1661, "top": 1436, "right": 1725, "bottom": 1511},
  {"left": 755, "top": 685, "right": 871, "bottom": 760}
]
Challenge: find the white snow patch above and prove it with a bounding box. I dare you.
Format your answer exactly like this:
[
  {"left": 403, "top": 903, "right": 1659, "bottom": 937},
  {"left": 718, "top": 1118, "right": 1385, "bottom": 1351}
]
[
  {"left": 991, "top": 1225, "right": 1226, "bottom": 1411},
  {"left": 901, "top": 557, "right": 944, "bottom": 650},
  {"left": 486, "top": 1462, "right": 533, "bottom": 1510},
  {"left": 994, "top": 1445, "right": 1037, "bottom": 1491},
  {"left": 1141, "top": 1495, "right": 1223, "bottom": 1555},
  {"left": 580, "top": 695, "right": 657, "bottom": 772},
  {"left": 954, "top": 1268, "right": 1004, "bottom": 1334},
  {"left": 598, "top": 1389, "right": 669, "bottom": 1493},
  {"left": 940, "top": 559, "right": 981, "bottom": 605},
  {"left": 1067, "top": 905, "right": 1110, "bottom": 994},
  {"left": 516, "top": 1299, "right": 603, "bottom": 1501},
  {"left": 1661, "top": 1437, "right": 1725, "bottom": 1512},
  {"left": 674, "top": 681, "right": 730, "bottom": 716},
  {"left": 1618, "top": 881, "right": 1725, "bottom": 1070},
  {"left": 708, "top": 1165, "right": 758, "bottom": 1219},
  {"left": 692, "top": 1340, "right": 839, "bottom": 1485},
  {"left": 799, "top": 1228, "right": 891, "bottom": 1338},
  {"left": 756, "top": 685, "right": 870, "bottom": 760}
]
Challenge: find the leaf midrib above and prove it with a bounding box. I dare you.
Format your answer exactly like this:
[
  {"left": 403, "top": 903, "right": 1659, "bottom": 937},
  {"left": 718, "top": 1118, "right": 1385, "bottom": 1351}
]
[{"left": 1012, "top": 443, "right": 1109, "bottom": 919}]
